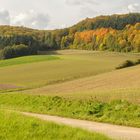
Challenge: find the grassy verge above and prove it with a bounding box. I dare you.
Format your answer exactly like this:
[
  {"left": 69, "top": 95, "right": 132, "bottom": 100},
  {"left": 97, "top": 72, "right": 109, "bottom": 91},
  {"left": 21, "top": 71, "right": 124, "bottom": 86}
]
[
  {"left": 0, "top": 110, "right": 111, "bottom": 140},
  {"left": 0, "top": 55, "right": 60, "bottom": 68},
  {"left": 0, "top": 93, "right": 140, "bottom": 128}
]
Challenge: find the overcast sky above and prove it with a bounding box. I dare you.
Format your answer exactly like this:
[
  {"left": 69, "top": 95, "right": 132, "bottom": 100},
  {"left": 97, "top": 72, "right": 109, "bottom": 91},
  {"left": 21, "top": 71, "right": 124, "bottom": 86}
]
[{"left": 0, "top": 0, "right": 140, "bottom": 29}]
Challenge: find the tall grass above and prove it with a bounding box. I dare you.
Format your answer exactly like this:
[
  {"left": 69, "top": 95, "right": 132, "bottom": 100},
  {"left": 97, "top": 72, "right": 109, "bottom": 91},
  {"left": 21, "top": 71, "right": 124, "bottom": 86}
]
[
  {"left": 0, "top": 94, "right": 140, "bottom": 128},
  {"left": 0, "top": 110, "right": 111, "bottom": 140}
]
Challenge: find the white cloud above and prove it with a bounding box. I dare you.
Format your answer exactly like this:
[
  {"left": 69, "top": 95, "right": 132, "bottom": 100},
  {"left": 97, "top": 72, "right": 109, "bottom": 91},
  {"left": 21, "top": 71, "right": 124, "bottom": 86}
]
[
  {"left": 0, "top": 0, "right": 140, "bottom": 29},
  {"left": 65, "top": 0, "right": 99, "bottom": 19},
  {"left": 65, "top": 0, "right": 98, "bottom": 6},
  {"left": 128, "top": 3, "right": 140, "bottom": 12},
  {"left": 79, "top": 7, "right": 99, "bottom": 18},
  {"left": 0, "top": 9, "right": 10, "bottom": 25},
  {"left": 11, "top": 10, "right": 50, "bottom": 29}
]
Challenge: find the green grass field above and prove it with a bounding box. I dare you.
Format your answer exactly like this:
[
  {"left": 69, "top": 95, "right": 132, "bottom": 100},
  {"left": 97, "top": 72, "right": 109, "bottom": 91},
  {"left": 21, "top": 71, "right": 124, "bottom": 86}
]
[
  {"left": 0, "top": 50, "right": 140, "bottom": 138},
  {"left": 29, "top": 65, "right": 140, "bottom": 103},
  {"left": 0, "top": 50, "right": 139, "bottom": 89},
  {"left": 0, "top": 110, "right": 111, "bottom": 140},
  {"left": 0, "top": 55, "right": 60, "bottom": 68}
]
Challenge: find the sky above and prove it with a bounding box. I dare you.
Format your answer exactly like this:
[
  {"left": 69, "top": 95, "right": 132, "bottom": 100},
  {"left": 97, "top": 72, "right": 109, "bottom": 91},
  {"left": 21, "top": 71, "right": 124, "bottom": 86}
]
[{"left": 0, "top": 0, "right": 140, "bottom": 29}]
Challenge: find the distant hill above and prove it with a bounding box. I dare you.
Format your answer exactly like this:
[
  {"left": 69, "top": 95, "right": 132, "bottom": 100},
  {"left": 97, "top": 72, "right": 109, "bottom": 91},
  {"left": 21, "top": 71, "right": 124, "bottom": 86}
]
[
  {"left": 71, "top": 13, "right": 140, "bottom": 31},
  {"left": 0, "top": 13, "right": 140, "bottom": 59}
]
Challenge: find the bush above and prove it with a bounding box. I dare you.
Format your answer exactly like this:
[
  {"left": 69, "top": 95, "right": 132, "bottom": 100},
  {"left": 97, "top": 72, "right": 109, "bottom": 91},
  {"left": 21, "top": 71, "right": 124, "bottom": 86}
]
[
  {"left": 116, "top": 60, "right": 135, "bottom": 69},
  {"left": 116, "top": 59, "right": 140, "bottom": 69},
  {"left": 0, "top": 44, "right": 30, "bottom": 59},
  {"left": 135, "top": 59, "right": 140, "bottom": 65}
]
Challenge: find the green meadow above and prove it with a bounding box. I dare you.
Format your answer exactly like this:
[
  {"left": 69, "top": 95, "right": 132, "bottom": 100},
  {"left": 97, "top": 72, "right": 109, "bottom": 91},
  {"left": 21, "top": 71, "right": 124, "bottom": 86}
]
[
  {"left": 0, "top": 50, "right": 140, "bottom": 139},
  {"left": 31, "top": 64, "right": 140, "bottom": 103},
  {"left": 0, "top": 55, "right": 60, "bottom": 68},
  {"left": 0, "top": 110, "right": 111, "bottom": 140},
  {"left": 0, "top": 51, "right": 139, "bottom": 88},
  {"left": 0, "top": 94, "right": 140, "bottom": 128}
]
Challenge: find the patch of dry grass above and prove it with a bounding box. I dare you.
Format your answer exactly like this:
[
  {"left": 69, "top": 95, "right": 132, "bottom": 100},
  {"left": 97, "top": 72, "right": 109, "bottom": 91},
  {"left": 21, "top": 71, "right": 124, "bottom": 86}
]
[{"left": 26, "top": 65, "right": 140, "bottom": 103}]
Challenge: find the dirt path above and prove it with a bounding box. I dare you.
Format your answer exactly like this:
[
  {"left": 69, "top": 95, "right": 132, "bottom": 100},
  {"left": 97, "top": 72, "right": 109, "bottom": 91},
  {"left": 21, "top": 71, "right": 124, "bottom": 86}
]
[{"left": 21, "top": 112, "right": 140, "bottom": 140}]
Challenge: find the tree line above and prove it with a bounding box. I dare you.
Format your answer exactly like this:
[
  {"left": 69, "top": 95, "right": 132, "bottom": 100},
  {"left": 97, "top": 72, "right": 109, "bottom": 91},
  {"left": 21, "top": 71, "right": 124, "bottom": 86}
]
[
  {"left": 69, "top": 23, "right": 140, "bottom": 52},
  {"left": 0, "top": 13, "right": 140, "bottom": 59}
]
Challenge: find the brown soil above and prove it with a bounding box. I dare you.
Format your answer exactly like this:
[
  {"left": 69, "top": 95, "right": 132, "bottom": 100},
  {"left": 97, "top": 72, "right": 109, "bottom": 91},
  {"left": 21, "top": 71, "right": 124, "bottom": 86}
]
[{"left": 0, "top": 84, "right": 20, "bottom": 90}]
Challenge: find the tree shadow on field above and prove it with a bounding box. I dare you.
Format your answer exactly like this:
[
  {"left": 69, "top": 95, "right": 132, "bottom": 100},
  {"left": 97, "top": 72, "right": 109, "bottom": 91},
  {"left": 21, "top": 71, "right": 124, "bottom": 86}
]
[{"left": 38, "top": 51, "right": 61, "bottom": 55}]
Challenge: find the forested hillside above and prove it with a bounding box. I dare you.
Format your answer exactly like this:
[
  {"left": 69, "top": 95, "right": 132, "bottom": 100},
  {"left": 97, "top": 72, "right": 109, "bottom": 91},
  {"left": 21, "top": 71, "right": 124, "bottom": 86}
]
[
  {"left": 69, "top": 23, "right": 140, "bottom": 52},
  {"left": 0, "top": 13, "right": 140, "bottom": 59},
  {"left": 71, "top": 13, "right": 140, "bottom": 31}
]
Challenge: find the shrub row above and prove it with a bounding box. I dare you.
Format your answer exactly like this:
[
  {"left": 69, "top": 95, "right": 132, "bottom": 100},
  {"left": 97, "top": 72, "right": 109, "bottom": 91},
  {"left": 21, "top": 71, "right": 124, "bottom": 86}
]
[
  {"left": 0, "top": 44, "right": 35, "bottom": 59},
  {"left": 116, "top": 59, "right": 140, "bottom": 69}
]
